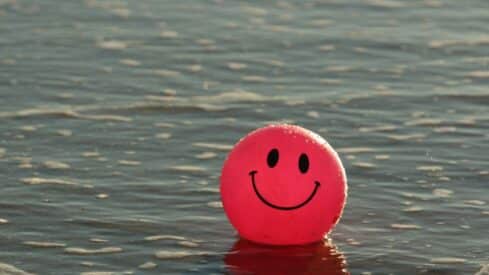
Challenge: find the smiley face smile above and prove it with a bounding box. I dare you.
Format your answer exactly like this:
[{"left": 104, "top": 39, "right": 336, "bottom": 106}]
[{"left": 249, "top": 170, "right": 321, "bottom": 211}]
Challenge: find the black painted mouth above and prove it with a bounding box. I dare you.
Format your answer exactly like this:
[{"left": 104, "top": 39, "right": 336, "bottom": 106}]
[{"left": 249, "top": 170, "right": 320, "bottom": 211}]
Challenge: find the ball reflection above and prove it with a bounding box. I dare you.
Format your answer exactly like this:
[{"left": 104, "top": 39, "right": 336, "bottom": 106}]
[{"left": 224, "top": 238, "right": 349, "bottom": 275}]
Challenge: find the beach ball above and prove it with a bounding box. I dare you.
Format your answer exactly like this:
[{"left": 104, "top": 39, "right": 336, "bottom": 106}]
[{"left": 220, "top": 124, "right": 347, "bottom": 245}]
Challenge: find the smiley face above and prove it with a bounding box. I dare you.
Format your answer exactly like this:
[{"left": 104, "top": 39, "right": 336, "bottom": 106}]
[
  {"left": 249, "top": 149, "right": 321, "bottom": 211},
  {"left": 220, "top": 124, "right": 347, "bottom": 245}
]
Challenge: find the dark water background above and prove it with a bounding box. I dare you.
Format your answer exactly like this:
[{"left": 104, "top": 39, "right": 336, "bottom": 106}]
[{"left": 1, "top": 0, "right": 488, "bottom": 274}]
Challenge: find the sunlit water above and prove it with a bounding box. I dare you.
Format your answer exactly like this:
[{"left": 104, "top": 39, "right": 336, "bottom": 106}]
[{"left": 1, "top": 0, "right": 488, "bottom": 274}]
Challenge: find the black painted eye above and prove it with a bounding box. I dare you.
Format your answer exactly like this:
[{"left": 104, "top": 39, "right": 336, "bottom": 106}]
[
  {"left": 267, "top": 148, "right": 279, "bottom": 168},
  {"left": 298, "top": 153, "right": 309, "bottom": 174}
]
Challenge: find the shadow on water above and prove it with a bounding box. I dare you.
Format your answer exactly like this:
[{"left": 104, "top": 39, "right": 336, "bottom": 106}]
[{"left": 224, "top": 238, "right": 349, "bottom": 275}]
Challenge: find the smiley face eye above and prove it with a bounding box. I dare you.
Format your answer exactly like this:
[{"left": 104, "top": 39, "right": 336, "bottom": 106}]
[
  {"left": 267, "top": 148, "right": 279, "bottom": 168},
  {"left": 298, "top": 153, "right": 309, "bottom": 174}
]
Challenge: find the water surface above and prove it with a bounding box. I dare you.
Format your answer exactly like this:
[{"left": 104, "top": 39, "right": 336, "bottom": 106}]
[{"left": 1, "top": 0, "right": 488, "bottom": 274}]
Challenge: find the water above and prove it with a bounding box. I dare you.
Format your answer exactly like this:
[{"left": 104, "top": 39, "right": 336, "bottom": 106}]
[{"left": 1, "top": 0, "right": 488, "bottom": 274}]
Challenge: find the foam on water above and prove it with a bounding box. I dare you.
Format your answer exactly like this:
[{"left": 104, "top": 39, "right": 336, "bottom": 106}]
[
  {"left": 192, "top": 142, "right": 233, "bottom": 151},
  {"left": 432, "top": 189, "right": 453, "bottom": 198},
  {"left": 96, "top": 40, "right": 128, "bottom": 50},
  {"left": 430, "top": 257, "right": 466, "bottom": 264},
  {"left": 387, "top": 133, "right": 426, "bottom": 141},
  {"left": 152, "top": 69, "right": 181, "bottom": 78},
  {"left": 227, "top": 62, "right": 247, "bottom": 70},
  {"left": 155, "top": 133, "right": 172, "bottom": 139},
  {"left": 0, "top": 108, "right": 131, "bottom": 122},
  {"left": 241, "top": 75, "right": 267, "bottom": 83},
  {"left": 195, "top": 152, "right": 217, "bottom": 160},
  {"left": 319, "top": 44, "right": 335, "bottom": 52},
  {"left": 365, "top": 0, "right": 405, "bottom": 8},
  {"left": 464, "top": 200, "right": 486, "bottom": 206},
  {"left": 0, "top": 263, "right": 34, "bottom": 275},
  {"left": 358, "top": 125, "right": 397, "bottom": 133},
  {"left": 429, "top": 36, "right": 489, "bottom": 48},
  {"left": 64, "top": 247, "right": 123, "bottom": 255},
  {"left": 352, "top": 162, "right": 377, "bottom": 169},
  {"left": 154, "top": 250, "right": 194, "bottom": 260},
  {"left": 404, "top": 118, "right": 443, "bottom": 126},
  {"left": 78, "top": 114, "right": 132, "bottom": 122},
  {"left": 320, "top": 78, "right": 343, "bottom": 85},
  {"left": 433, "top": 127, "right": 457, "bottom": 133},
  {"left": 167, "top": 165, "right": 206, "bottom": 173},
  {"left": 187, "top": 64, "right": 202, "bottom": 73},
  {"left": 178, "top": 241, "right": 199, "bottom": 248},
  {"left": 403, "top": 206, "right": 424, "bottom": 213},
  {"left": 195, "top": 39, "right": 215, "bottom": 46},
  {"left": 23, "top": 241, "right": 66, "bottom": 248},
  {"left": 206, "top": 201, "right": 223, "bottom": 209},
  {"left": 82, "top": 152, "right": 101, "bottom": 158},
  {"left": 56, "top": 129, "right": 72, "bottom": 137},
  {"left": 160, "top": 30, "right": 179, "bottom": 38},
  {"left": 375, "top": 155, "right": 390, "bottom": 160},
  {"left": 144, "top": 235, "right": 186, "bottom": 241},
  {"left": 154, "top": 250, "right": 215, "bottom": 260},
  {"left": 19, "top": 125, "right": 38, "bottom": 132},
  {"left": 306, "top": 111, "right": 319, "bottom": 119},
  {"left": 390, "top": 224, "right": 421, "bottom": 230},
  {"left": 42, "top": 161, "right": 70, "bottom": 170},
  {"left": 90, "top": 238, "right": 108, "bottom": 243},
  {"left": 417, "top": 166, "right": 444, "bottom": 172},
  {"left": 336, "top": 147, "right": 376, "bottom": 154},
  {"left": 475, "top": 264, "right": 489, "bottom": 275},
  {"left": 20, "top": 177, "right": 79, "bottom": 186},
  {"left": 118, "top": 160, "right": 141, "bottom": 166},
  {"left": 154, "top": 122, "right": 175, "bottom": 128},
  {"left": 192, "top": 90, "right": 267, "bottom": 103},
  {"left": 119, "top": 59, "right": 141, "bottom": 67},
  {"left": 138, "top": 262, "right": 157, "bottom": 269},
  {"left": 466, "top": 71, "right": 489, "bottom": 79}
]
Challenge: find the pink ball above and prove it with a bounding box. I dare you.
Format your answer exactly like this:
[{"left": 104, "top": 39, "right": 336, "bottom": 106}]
[{"left": 220, "top": 124, "right": 347, "bottom": 245}]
